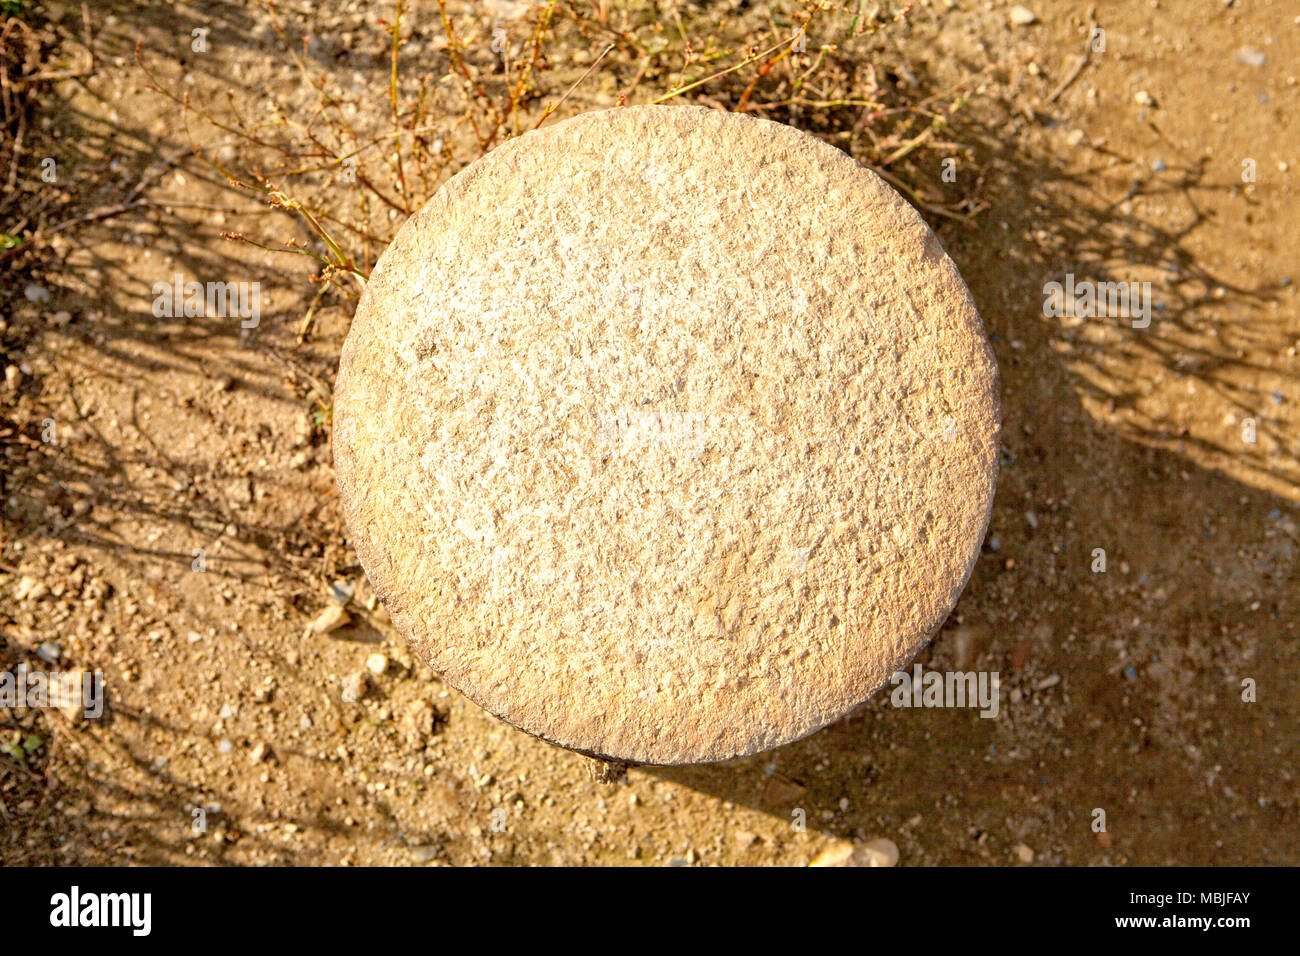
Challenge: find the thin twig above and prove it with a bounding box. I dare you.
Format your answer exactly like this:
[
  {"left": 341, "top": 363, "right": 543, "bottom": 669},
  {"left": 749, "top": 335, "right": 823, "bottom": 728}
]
[
  {"left": 533, "top": 43, "right": 615, "bottom": 129},
  {"left": 649, "top": 34, "right": 800, "bottom": 105},
  {"left": 1048, "top": 6, "right": 1099, "bottom": 104},
  {"left": 297, "top": 280, "right": 332, "bottom": 342}
]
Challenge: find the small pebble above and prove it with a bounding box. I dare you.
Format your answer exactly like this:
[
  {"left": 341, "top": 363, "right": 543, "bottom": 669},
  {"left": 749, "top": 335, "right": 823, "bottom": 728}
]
[
  {"left": 409, "top": 846, "right": 440, "bottom": 864},
  {"left": 305, "top": 603, "right": 349, "bottom": 637},
  {"left": 950, "top": 623, "right": 992, "bottom": 668},
  {"left": 1015, "top": 843, "right": 1035, "bottom": 863},
  {"left": 36, "top": 641, "right": 61, "bottom": 663},
  {"left": 1134, "top": 90, "right": 1155, "bottom": 107},
  {"left": 1234, "top": 47, "right": 1266, "bottom": 68},
  {"left": 809, "top": 837, "right": 899, "bottom": 867},
  {"left": 342, "top": 672, "right": 367, "bottom": 701},
  {"left": 365, "top": 653, "right": 388, "bottom": 676},
  {"left": 24, "top": 283, "right": 50, "bottom": 304},
  {"left": 1009, "top": 5, "right": 1037, "bottom": 26}
]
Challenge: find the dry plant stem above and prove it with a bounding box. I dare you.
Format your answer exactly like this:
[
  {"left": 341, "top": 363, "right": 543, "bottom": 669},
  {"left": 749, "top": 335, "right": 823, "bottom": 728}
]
[
  {"left": 136, "top": 46, "right": 367, "bottom": 283},
  {"left": 882, "top": 120, "right": 939, "bottom": 166},
  {"left": 5, "top": 108, "right": 24, "bottom": 191},
  {"left": 648, "top": 33, "right": 803, "bottom": 105},
  {"left": 849, "top": 0, "right": 872, "bottom": 36},
  {"left": 0, "top": 751, "right": 41, "bottom": 783},
  {"left": 111, "top": 0, "right": 982, "bottom": 325},
  {"left": 47, "top": 143, "right": 198, "bottom": 232},
  {"left": 0, "top": 13, "right": 52, "bottom": 193},
  {"left": 868, "top": 162, "right": 980, "bottom": 223},
  {"left": 297, "top": 280, "right": 332, "bottom": 342},
  {"left": 533, "top": 43, "right": 614, "bottom": 129},
  {"left": 389, "top": 0, "right": 410, "bottom": 213},
  {"left": 1048, "top": 5, "right": 1099, "bottom": 104},
  {"left": 279, "top": 122, "right": 446, "bottom": 176},
  {"left": 436, "top": 0, "right": 490, "bottom": 149},
  {"left": 512, "top": 3, "right": 558, "bottom": 126},
  {"left": 736, "top": 47, "right": 791, "bottom": 112},
  {"left": 138, "top": 47, "right": 292, "bottom": 159},
  {"left": 29, "top": 2, "right": 95, "bottom": 81},
  {"left": 620, "top": 53, "right": 652, "bottom": 103}
]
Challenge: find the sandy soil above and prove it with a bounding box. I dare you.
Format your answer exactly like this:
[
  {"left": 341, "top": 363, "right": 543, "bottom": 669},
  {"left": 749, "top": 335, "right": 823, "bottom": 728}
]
[{"left": 1, "top": 0, "right": 1296, "bottom": 865}]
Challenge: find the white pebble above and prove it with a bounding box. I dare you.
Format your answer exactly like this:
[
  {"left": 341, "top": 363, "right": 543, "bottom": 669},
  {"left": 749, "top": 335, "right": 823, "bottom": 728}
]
[
  {"left": 1234, "top": 47, "right": 1266, "bottom": 68},
  {"left": 305, "top": 603, "right": 349, "bottom": 636},
  {"left": 1009, "top": 5, "right": 1037, "bottom": 26}
]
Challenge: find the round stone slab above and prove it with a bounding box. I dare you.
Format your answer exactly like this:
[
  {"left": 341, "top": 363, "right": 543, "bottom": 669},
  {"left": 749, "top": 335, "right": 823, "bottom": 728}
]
[{"left": 333, "top": 105, "right": 999, "bottom": 765}]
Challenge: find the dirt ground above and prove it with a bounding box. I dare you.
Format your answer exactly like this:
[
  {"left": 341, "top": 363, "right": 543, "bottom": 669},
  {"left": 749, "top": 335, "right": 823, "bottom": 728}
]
[{"left": 1, "top": 0, "right": 1297, "bottom": 866}]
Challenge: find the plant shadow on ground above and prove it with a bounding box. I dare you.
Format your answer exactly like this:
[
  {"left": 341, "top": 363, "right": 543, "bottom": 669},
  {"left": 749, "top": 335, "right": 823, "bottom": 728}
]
[
  {"left": 1, "top": 2, "right": 387, "bottom": 864},
  {"left": 6, "top": 0, "right": 351, "bottom": 597},
  {"left": 647, "top": 54, "right": 1298, "bottom": 865}
]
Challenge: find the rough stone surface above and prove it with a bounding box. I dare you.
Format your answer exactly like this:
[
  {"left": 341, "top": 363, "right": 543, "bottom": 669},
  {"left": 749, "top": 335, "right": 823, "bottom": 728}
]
[
  {"left": 809, "top": 837, "right": 901, "bottom": 867},
  {"left": 333, "top": 105, "right": 1000, "bottom": 765}
]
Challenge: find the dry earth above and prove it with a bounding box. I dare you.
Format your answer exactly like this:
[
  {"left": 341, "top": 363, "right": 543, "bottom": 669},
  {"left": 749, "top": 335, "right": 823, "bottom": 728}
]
[{"left": 1, "top": 0, "right": 1297, "bottom": 865}]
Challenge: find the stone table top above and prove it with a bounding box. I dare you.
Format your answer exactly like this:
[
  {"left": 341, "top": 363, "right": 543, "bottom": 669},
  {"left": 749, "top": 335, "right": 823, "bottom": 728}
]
[{"left": 333, "top": 104, "right": 1000, "bottom": 765}]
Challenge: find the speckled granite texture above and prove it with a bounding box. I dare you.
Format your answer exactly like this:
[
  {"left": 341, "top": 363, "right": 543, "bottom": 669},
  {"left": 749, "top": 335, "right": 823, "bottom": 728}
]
[{"left": 334, "top": 105, "right": 1000, "bottom": 765}]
